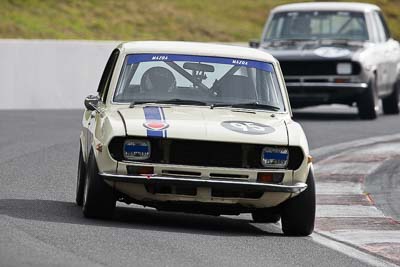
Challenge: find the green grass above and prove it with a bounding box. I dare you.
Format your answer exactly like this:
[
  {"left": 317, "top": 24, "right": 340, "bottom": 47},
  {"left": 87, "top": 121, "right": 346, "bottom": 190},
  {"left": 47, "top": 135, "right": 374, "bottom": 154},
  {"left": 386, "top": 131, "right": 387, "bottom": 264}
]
[{"left": 1, "top": 0, "right": 399, "bottom": 41}]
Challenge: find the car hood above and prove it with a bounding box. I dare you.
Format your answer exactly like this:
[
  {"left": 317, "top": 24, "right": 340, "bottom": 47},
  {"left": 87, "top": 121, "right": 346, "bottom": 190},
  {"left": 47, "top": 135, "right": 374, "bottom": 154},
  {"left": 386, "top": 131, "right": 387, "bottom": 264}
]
[
  {"left": 117, "top": 105, "right": 288, "bottom": 145},
  {"left": 261, "top": 42, "right": 365, "bottom": 61}
]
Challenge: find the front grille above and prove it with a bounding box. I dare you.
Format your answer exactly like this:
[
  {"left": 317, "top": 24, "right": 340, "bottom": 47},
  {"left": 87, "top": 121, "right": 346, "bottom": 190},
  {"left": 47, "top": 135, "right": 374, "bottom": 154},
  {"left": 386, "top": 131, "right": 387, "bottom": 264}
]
[
  {"left": 280, "top": 60, "right": 361, "bottom": 76},
  {"left": 168, "top": 140, "right": 244, "bottom": 168},
  {"left": 109, "top": 137, "right": 304, "bottom": 170}
]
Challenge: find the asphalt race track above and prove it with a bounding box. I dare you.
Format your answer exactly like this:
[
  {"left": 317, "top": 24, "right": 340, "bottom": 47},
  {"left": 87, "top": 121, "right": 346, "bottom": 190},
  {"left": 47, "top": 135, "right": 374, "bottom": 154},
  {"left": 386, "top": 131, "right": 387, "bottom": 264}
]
[{"left": 1, "top": 105, "right": 399, "bottom": 267}]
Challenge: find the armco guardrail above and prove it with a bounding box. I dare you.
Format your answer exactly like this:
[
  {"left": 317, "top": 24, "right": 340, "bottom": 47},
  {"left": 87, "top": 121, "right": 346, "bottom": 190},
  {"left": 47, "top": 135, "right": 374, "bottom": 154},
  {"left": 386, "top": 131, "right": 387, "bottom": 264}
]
[
  {"left": 0, "top": 39, "right": 119, "bottom": 109},
  {"left": 0, "top": 40, "right": 247, "bottom": 109}
]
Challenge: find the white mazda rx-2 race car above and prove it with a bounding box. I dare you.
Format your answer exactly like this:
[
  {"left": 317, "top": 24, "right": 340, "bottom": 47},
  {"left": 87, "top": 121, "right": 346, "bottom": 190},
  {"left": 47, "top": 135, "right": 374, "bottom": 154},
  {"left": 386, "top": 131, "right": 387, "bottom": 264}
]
[{"left": 76, "top": 41, "right": 315, "bottom": 236}]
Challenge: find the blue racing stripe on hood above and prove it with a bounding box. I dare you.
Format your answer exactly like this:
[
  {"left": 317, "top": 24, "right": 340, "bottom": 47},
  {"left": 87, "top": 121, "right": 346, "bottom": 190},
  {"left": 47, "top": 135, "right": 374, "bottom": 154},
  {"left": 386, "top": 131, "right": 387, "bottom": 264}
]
[{"left": 143, "top": 106, "right": 167, "bottom": 138}]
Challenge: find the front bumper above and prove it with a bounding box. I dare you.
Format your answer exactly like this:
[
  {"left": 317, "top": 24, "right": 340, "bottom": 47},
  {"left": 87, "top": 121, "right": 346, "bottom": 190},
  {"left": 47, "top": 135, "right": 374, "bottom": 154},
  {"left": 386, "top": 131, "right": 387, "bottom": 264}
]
[
  {"left": 286, "top": 82, "right": 368, "bottom": 105},
  {"left": 100, "top": 172, "right": 307, "bottom": 193}
]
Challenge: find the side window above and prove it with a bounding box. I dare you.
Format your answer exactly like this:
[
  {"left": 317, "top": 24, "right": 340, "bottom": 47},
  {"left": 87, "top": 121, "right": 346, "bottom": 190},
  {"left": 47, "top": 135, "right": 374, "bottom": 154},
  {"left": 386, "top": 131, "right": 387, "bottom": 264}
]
[
  {"left": 377, "top": 12, "right": 391, "bottom": 40},
  {"left": 97, "top": 49, "right": 120, "bottom": 102},
  {"left": 372, "top": 11, "right": 387, "bottom": 42}
]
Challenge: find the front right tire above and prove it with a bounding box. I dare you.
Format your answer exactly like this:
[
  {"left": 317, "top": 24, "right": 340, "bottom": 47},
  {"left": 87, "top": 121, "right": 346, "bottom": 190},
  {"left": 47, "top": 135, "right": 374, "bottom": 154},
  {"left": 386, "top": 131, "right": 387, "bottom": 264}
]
[
  {"left": 82, "top": 149, "right": 116, "bottom": 219},
  {"left": 75, "top": 144, "right": 86, "bottom": 206}
]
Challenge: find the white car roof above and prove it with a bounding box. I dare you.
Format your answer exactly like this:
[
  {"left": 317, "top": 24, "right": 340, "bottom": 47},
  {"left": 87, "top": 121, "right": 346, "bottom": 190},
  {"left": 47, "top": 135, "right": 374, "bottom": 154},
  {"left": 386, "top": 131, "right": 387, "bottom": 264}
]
[
  {"left": 118, "top": 41, "right": 277, "bottom": 63},
  {"left": 271, "top": 2, "right": 380, "bottom": 13}
]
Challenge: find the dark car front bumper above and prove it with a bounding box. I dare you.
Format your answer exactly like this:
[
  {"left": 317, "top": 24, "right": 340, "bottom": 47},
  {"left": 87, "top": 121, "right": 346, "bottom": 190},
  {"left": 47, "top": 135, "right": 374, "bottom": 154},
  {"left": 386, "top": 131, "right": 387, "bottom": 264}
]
[
  {"left": 286, "top": 82, "right": 368, "bottom": 106},
  {"left": 100, "top": 172, "right": 307, "bottom": 193}
]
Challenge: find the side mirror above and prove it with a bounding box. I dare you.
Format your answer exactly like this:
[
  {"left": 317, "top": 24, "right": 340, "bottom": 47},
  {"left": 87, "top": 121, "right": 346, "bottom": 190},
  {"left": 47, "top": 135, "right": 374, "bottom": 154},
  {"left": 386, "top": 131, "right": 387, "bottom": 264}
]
[
  {"left": 84, "top": 95, "right": 100, "bottom": 111},
  {"left": 249, "top": 39, "right": 260, "bottom": 48}
]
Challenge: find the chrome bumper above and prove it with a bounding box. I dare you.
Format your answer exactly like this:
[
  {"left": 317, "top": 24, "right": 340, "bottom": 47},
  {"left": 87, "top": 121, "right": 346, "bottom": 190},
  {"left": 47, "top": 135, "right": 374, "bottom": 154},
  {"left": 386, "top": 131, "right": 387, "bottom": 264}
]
[{"left": 100, "top": 172, "right": 307, "bottom": 193}]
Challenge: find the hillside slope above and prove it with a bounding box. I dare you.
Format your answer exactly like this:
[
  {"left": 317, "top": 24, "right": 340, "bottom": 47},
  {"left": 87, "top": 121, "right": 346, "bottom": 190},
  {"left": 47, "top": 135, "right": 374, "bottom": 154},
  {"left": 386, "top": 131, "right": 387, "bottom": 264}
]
[{"left": 1, "top": 0, "right": 399, "bottom": 41}]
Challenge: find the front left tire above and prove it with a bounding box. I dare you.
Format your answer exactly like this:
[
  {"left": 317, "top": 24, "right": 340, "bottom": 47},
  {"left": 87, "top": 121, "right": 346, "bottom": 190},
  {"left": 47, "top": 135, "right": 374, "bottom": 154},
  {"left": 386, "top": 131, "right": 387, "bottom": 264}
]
[
  {"left": 357, "top": 77, "right": 379, "bottom": 120},
  {"left": 82, "top": 149, "right": 116, "bottom": 219},
  {"left": 382, "top": 80, "right": 399, "bottom": 115},
  {"left": 280, "top": 169, "right": 316, "bottom": 236}
]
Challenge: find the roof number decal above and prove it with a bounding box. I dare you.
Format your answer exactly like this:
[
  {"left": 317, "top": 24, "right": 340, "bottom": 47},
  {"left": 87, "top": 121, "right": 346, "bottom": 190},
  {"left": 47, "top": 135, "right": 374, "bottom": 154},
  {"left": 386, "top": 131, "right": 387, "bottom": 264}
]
[{"left": 221, "top": 121, "right": 275, "bottom": 135}]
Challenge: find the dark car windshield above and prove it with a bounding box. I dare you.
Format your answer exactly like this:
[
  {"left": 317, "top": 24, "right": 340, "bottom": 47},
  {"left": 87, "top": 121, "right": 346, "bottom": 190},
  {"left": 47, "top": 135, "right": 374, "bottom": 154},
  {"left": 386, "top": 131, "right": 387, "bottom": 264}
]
[
  {"left": 264, "top": 11, "right": 369, "bottom": 42},
  {"left": 113, "top": 54, "right": 286, "bottom": 112}
]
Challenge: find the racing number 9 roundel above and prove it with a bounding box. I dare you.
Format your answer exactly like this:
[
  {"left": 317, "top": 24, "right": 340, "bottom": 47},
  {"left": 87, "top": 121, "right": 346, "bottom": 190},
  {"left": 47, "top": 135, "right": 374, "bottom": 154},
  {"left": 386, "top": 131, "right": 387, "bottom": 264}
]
[{"left": 221, "top": 121, "right": 275, "bottom": 135}]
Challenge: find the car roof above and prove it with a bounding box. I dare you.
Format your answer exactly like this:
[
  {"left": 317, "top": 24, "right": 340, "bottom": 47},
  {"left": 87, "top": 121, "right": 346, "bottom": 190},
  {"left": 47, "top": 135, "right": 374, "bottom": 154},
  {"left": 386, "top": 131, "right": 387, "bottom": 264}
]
[
  {"left": 271, "top": 2, "right": 380, "bottom": 13},
  {"left": 118, "top": 41, "right": 277, "bottom": 63}
]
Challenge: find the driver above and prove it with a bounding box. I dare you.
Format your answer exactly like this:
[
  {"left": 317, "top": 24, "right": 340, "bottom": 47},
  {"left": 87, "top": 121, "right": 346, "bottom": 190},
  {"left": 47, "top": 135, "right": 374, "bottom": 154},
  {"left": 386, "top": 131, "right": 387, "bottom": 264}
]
[{"left": 140, "top": 67, "right": 176, "bottom": 96}]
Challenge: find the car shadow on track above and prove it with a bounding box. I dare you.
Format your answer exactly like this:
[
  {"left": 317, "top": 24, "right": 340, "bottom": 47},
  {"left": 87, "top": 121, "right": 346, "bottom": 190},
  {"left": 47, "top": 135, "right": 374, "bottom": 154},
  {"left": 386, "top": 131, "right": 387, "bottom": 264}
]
[{"left": 0, "top": 198, "right": 283, "bottom": 237}]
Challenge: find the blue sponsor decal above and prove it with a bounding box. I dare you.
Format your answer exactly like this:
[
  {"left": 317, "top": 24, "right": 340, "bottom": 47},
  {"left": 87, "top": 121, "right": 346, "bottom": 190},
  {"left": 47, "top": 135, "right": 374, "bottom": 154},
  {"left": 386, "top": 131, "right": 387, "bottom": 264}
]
[
  {"left": 263, "top": 152, "right": 288, "bottom": 161},
  {"left": 143, "top": 106, "right": 168, "bottom": 138},
  {"left": 124, "top": 144, "right": 149, "bottom": 153},
  {"left": 126, "top": 54, "right": 274, "bottom": 72}
]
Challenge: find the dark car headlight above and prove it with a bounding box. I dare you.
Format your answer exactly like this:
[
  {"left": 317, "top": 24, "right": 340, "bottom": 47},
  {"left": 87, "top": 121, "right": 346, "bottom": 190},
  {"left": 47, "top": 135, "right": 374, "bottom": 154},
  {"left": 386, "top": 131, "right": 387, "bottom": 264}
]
[
  {"left": 261, "top": 146, "right": 289, "bottom": 168},
  {"left": 123, "top": 139, "right": 151, "bottom": 160}
]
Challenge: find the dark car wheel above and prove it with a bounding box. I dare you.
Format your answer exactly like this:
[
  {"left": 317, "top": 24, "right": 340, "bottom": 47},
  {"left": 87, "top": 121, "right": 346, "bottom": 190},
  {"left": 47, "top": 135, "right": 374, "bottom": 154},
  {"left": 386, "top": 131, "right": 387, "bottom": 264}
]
[
  {"left": 82, "top": 149, "right": 116, "bottom": 219},
  {"left": 252, "top": 208, "right": 281, "bottom": 223},
  {"left": 357, "top": 78, "right": 379, "bottom": 120},
  {"left": 280, "top": 169, "right": 316, "bottom": 236},
  {"left": 382, "top": 81, "right": 399, "bottom": 115},
  {"left": 75, "top": 144, "right": 86, "bottom": 206}
]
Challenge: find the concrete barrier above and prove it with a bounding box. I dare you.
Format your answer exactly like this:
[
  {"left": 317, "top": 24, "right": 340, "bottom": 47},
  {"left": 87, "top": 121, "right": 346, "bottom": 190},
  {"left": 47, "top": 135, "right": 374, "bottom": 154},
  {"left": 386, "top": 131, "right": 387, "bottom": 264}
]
[
  {"left": 0, "top": 39, "right": 119, "bottom": 109},
  {"left": 0, "top": 40, "right": 247, "bottom": 109}
]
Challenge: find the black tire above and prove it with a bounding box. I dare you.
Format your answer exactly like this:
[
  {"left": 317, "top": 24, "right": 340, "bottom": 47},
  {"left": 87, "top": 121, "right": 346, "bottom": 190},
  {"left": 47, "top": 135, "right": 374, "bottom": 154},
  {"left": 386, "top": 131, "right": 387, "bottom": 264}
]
[
  {"left": 75, "top": 144, "right": 86, "bottom": 206},
  {"left": 82, "top": 150, "right": 116, "bottom": 219},
  {"left": 280, "top": 169, "right": 316, "bottom": 236},
  {"left": 357, "top": 78, "right": 379, "bottom": 120},
  {"left": 251, "top": 208, "right": 281, "bottom": 223},
  {"left": 382, "top": 81, "right": 399, "bottom": 115}
]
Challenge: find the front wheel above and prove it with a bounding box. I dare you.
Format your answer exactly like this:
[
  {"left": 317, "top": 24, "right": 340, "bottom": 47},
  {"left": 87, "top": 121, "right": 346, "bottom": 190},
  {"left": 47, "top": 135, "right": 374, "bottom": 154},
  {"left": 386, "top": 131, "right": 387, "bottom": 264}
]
[
  {"left": 382, "top": 81, "right": 399, "bottom": 115},
  {"left": 357, "top": 78, "right": 379, "bottom": 120},
  {"left": 82, "top": 150, "right": 116, "bottom": 219},
  {"left": 280, "top": 169, "right": 316, "bottom": 236}
]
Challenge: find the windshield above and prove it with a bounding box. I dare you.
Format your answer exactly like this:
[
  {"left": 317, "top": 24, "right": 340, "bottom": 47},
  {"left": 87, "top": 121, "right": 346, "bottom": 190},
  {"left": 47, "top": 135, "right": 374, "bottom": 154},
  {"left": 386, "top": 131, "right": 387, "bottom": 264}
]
[
  {"left": 264, "top": 11, "right": 368, "bottom": 41},
  {"left": 113, "top": 54, "right": 285, "bottom": 111}
]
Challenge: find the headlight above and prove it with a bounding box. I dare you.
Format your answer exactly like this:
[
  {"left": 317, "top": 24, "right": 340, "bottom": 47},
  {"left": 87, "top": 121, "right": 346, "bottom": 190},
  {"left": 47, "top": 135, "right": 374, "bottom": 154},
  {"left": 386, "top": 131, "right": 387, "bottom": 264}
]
[
  {"left": 123, "top": 139, "right": 151, "bottom": 160},
  {"left": 261, "top": 147, "right": 289, "bottom": 168},
  {"left": 336, "top": 62, "right": 352, "bottom": 75}
]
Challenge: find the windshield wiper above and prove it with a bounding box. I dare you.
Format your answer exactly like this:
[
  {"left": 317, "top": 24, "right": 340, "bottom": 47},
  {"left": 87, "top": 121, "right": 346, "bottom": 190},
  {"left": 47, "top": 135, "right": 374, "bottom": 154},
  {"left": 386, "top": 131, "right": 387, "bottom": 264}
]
[
  {"left": 130, "top": 99, "right": 208, "bottom": 108},
  {"left": 211, "top": 102, "right": 280, "bottom": 111},
  {"left": 319, "top": 38, "right": 364, "bottom": 46},
  {"left": 263, "top": 38, "right": 318, "bottom": 48}
]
